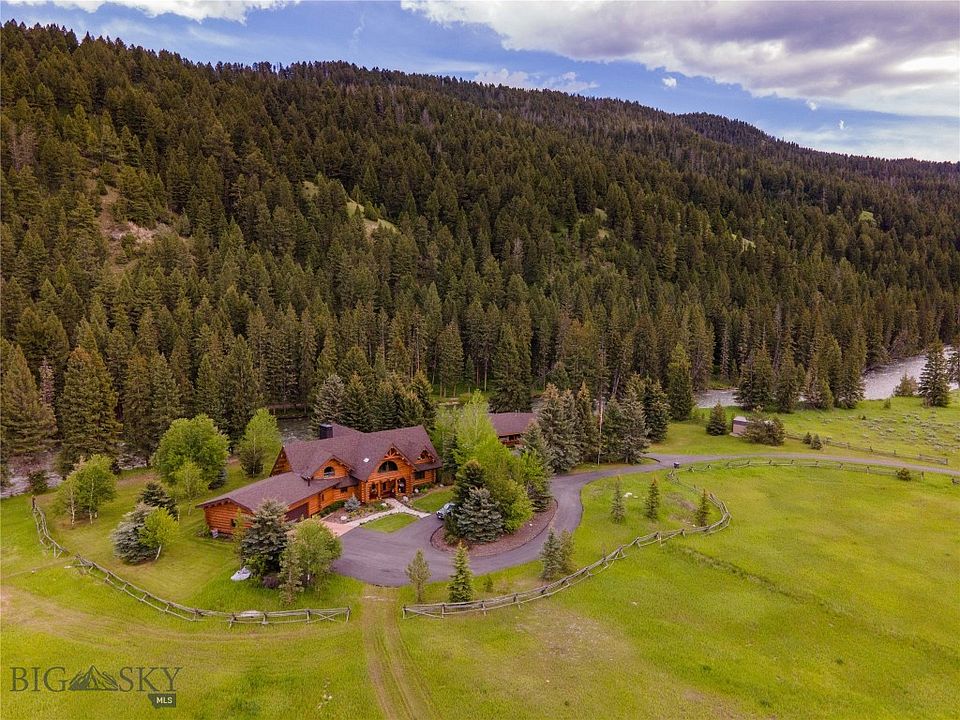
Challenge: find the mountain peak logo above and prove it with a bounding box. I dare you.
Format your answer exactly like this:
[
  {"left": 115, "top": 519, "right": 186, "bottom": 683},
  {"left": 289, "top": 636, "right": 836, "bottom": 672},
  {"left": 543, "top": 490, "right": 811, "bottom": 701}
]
[{"left": 68, "top": 666, "right": 120, "bottom": 691}]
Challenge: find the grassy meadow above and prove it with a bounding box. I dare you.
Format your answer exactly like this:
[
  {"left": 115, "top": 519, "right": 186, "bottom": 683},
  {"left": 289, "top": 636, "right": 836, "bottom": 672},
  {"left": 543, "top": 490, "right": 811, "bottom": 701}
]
[{"left": 2, "top": 402, "right": 958, "bottom": 719}]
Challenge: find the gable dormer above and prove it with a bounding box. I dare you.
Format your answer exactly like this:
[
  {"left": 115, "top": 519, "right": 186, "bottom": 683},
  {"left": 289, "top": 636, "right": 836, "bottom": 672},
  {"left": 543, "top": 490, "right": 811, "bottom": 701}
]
[{"left": 310, "top": 457, "right": 350, "bottom": 481}]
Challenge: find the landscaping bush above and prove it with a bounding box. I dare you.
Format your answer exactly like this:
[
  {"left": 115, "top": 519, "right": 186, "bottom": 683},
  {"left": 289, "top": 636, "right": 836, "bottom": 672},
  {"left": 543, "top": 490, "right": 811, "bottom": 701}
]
[
  {"left": 810, "top": 434, "right": 823, "bottom": 450},
  {"left": 743, "top": 414, "right": 785, "bottom": 445},
  {"left": 27, "top": 469, "right": 49, "bottom": 494},
  {"left": 344, "top": 497, "right": 361, "bottom": 512},
  {"left": 896, "top": 468, "right": 913, "bottom": 482},
  {"left": 802, "top": 432, "right": 812, "bottom": 445},
  {"left": 318, "top": 499, "right": 347, "bottom": 517},
  {"left": 706, "top": 402, "right": 728, "bottom": 436}
]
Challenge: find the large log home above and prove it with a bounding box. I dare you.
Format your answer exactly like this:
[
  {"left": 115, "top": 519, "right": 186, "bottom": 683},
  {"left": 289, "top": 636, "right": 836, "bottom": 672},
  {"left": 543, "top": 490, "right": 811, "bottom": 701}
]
[{"left": 199, "top": 423, "right": 441, "bottom": 535}]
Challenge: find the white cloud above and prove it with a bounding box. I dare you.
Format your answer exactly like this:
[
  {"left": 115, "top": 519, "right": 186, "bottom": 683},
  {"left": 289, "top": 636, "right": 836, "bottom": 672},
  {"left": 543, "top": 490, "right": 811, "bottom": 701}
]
[
  {"left": 838, "top": 119, "right": 846, "bottom": 130},
  {"left": 403, "top": 0, "right": 960, "bottom": 118},
  {"left": 806, "top": 100, "right": 818, "bottom": 111},
  {"left": 662, "top": 76, "right": 677, "bottom": 89},
  {"left": 780, "top": 117, "right": 959, "bottom": 161},
  {"left": 474, "top": 68, "right": 597, "bottom": 94},
  {"left": 5, "top": 0, "right": 296, "bottom": 23}
]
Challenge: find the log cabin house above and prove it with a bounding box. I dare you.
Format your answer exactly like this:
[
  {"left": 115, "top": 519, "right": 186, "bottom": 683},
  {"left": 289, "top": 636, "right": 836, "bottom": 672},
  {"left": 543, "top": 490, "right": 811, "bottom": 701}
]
[
  {"left": 487, "top": 412, "right": 537, "bottom": 447},
  {"left": 198, "top": 423, "right": 441, "bottom": 535}
]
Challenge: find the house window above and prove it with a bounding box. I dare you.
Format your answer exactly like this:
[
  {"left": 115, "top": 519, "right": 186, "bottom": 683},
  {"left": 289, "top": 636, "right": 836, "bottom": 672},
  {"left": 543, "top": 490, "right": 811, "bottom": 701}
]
[
  {"left": 378, "top": 460, "right": 398, "bottom": 473},
  {"left": 414, "top": 470, "right": 425, "bottom": 480},
  {"left": 323, "top": 466, "right": 335, "bottom": 477},
  {"left": 340, "top": 487, "right": 349, "bottom": 494}
]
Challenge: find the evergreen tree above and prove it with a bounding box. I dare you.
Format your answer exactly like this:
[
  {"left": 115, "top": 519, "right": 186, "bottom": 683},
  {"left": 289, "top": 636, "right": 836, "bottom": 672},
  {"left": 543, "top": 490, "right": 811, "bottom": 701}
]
[
  {"left": 517, "top": 447, "right": 552, "bottom": 512},
  {"left": 539, "top": 528, "right": 562, "bottom": 580},
  {"left": 641, "top": 379, "right": 671, "bottom": 442},
  {"left": 122, "top": 351, "right": 152, "bottom": 457},
  {"left": 0, "top": 340, "right": 57, "bottom": 458},
  {"left": 146, "top": 352, "right": 182, "bottom": 453},
  {"left": 538, "top": 383, "right": 579, "bottom": 473},
  {"left": 573, "top": 382, "right": 599, "bottom": 461},
  {"left": 239, "top": 499, "right": 291, "bottom": 578},
  {"left": 138, "top": 480, "right": 178, "bottom": 516},
  {"left": 735, "top": 345, "right": 775, "bottom": 411},
  {"left": 410, "top": 370, "right": 436, "bottom": 427},
  {"left": 341, "top": 373, "right": 371, "bottom": 431},
  {"left": 644, "top": 478, "right": 660, "bottom": 520},
  {"left": 666, "top": 343, "right": 695, "bottom": 421},
  {"left": 834, "top": 352, "right": 866, "bottom": 409},
  {"left": 695, "top": 490, "right": 710, "bottom": 527},
  {"left": 310, "top": 373, "right": 345, "bottom": 434},
  {"left": 948, "top": 343, "right": 960, "bottom": 386},
  {"left": 406, "top": 548, "right": 431, "bottom": 603},
  {"left": 112, "top": 504, "right": 157, "bottom": 563},
  {"left": 610, "top": 478, "right": 626, "bottom": 523},
  {"left": 448, "top": 544, "right": 474, "bottom": 602},
  {"left": 521, "top": 421, "right": 551, "bottom": 467},
  {"left": 436, "top": 321, "right": 464, "bottom": 397},
  {"left": 58, "top": 346, "right": 122, "bottom": 468},
  {"left": 455, "top": 486, "right": 504, "bottom": 543},
  {"left": 773, "top": 347, "right": 801, "bottom": 412},
  {"left": 222, "top": 337, "right": 262, "bottom": 443},
  {"left": 453, "top": 458, "right": 487, "bottom": 507},
  {"left": 893, "top": 373, "right": 917, "bottom": 397},
  {"left": 194, "top": 353, "right": 224, "bottom": 426},
  {"left": 918, "top": 342, "right": 951, "bottom": 407},
  {"left": 490, "top": 325, "right": 530, "bottom": 412},
  {"left": 706, "top": 402, "right": 727, "bottom": 435},
  {"left": 617, "top": 385, "right": 649, "bottom": 463},
  {"left": 558, "top": 529, "right": 575, "bottom": 575}
]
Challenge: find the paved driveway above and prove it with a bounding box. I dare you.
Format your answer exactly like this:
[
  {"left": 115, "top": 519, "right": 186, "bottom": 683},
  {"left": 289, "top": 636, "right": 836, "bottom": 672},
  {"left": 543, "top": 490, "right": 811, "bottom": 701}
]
[{"left": 331, "top": 453, "right": 958, "bottom": 586}]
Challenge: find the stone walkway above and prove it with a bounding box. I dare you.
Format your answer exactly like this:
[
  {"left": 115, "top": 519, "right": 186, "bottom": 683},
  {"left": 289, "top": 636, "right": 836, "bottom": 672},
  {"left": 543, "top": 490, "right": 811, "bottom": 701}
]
[{"left": 322, "top": 498, "right": 430, "bottom": 538}]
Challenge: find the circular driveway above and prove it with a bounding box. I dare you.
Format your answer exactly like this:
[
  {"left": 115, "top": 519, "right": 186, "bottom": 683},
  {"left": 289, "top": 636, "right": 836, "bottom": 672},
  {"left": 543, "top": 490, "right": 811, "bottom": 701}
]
[{"left": 331, "top": 453, "right": 958, "bottom": 586}]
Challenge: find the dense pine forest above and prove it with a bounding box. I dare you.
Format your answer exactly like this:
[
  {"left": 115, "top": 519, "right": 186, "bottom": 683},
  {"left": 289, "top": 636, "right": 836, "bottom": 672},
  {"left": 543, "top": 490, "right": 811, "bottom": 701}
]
[{"left": 2, "top": 22, "right": 959, "bottom": 473}]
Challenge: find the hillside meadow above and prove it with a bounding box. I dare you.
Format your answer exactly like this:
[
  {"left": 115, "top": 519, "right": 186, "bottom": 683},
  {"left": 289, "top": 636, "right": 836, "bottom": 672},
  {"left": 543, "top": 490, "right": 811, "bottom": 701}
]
[{"left": 3, "top": 456, "right": 958, "bottom": 719}]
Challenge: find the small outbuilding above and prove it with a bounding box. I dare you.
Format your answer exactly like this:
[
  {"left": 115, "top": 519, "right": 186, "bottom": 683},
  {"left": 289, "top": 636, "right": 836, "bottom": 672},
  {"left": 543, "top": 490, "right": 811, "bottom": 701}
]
[{"left": 731, "top": 416, "right": 749, "bottom": 436}]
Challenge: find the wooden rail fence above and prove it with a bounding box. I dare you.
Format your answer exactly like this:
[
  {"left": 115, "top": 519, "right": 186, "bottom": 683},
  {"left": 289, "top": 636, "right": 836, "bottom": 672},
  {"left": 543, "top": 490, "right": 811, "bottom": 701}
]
[
  {"left": 30, "top": 500, "right": 350, "bottom": 626},
  {"left": 403, "top": 470, "right": 731, "bottom": 619},
  {"left": 784, "top": 432, "right": 948, "bottom": 465}
]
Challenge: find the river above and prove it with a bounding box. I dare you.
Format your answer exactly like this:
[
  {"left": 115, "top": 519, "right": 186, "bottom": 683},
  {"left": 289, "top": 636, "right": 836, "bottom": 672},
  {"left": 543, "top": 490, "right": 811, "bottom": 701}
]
[{"left": 696, "top": 348, "right": 957, "bottom": 407}]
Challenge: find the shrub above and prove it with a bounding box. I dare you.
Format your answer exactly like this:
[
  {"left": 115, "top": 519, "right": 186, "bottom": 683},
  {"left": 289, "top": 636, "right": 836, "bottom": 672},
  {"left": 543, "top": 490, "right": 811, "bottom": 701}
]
[
  {"left": 810, "top": 434, "right": 823, "bottom": 450},
  {"left": 344, "top": 496, "right": 361, "bottom": 512},
  {"left": 896, "top": 468, "right": 913, "bottom": 482},
  {"left": 27, "top": 470, "right": 49, "bottom": 494},
  {"left": 743, "top": 414, "right": 785, "bottom": 446},
  {"left": 883, "top": 398, "right": 891, "bottom": 409},
  {"left": 893, "top": 373, "right": 917, "bottom": 397},
  {"left": 706, "top": 403, "right": 727, "bottom": 436},
  {"left": 802, "top": 432, "right": 812, "bottom": 445}
]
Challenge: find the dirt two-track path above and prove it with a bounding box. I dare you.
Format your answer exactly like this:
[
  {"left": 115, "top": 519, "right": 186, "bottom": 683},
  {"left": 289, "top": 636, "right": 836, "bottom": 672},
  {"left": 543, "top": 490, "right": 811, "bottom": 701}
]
[{"left": 359, "top": 587, "right": 438, "bottom": 720}]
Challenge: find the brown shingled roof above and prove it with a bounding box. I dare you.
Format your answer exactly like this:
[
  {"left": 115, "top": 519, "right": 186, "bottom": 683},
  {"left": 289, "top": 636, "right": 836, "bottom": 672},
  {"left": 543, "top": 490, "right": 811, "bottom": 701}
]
[
  {"left": 488, "top": 412, "right": 537, "bottom": 437},
  {"left": 197, "top": 424, "right": 441, "bottom": 512},
  {"left": 198, "top": 472, "right": 338, "bottom": 511},
  {"left": 281, "top": 424, "right": 441, "bottom": 481}
]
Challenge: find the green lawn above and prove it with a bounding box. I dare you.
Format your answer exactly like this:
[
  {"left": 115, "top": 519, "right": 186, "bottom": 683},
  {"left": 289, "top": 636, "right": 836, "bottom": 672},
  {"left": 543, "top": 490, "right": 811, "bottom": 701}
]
[
  {"left": 361, "top": 513, "right": 419, "bottom": 533},
  {"left": 4, "top": 438, "right": 959, "bottom": 718},
  {"left": 30, "top": 463, "right": 362, "bottom": 612},
  {"left": 411, "top": 487, "right": 455, "bottom": 513},
  {"left": 775, "top": 392, "right": 960, "bottom": 465}
]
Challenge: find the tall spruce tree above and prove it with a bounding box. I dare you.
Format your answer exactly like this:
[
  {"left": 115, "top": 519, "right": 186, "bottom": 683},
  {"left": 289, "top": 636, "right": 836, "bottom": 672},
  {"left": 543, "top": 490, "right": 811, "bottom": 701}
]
[
  {"left": 310, "top": 373, "right": 345, "bottom": 435},
  {"left": 706, "top": 402, "right": 727, "bottom": 435},
  {"left": 146, "top": 352, "right": 182, "bottom": 453},
  {"left": 455, "top": 486, "right": 504, "bottom": 543},
  {"left": 490, "top": 325, "right": 530, "bottom": 412},
  {"left": 573, "top": 382, "right": 599, "bottom": 462},
  {"left": 773, "top": 346, "right": 801, "bottom": 412},
  {"left": 222, "top": 337, "right": 262, "bottom": 443},
  {"left": 617, "top": 383, "right": 649, "bottom": 463},
  {"left": 644, "top": 478, "right": 660, "bottom": 520},
  {"left": 666, "top": 343, "right": 694, "bottom": 421},
  {"left": 341, "top": 373, "right": 371, "bottom": 432},
  {"left": 58, "top": 346, "right": 121, "bottom": 468},
  {"left": 641, "top": 379, "right": 671, "bottom": 442},
  {"left": 448, "top": 544, "right": 474, "bottom": 602},
  {"left": 122, "top": 351, "right": 152, "bottom": 457},
  {"left": 918, "top": 342, "right": 951, "bottom": 407},
  {"left": 610, "top": 478, "right": 626, "bottom": 523},
  {"left": 538, "top": 384, "right": 579, "bottom": 473},
  {"left": 0, "top": 340, "right": 57, "bottom": 458}
]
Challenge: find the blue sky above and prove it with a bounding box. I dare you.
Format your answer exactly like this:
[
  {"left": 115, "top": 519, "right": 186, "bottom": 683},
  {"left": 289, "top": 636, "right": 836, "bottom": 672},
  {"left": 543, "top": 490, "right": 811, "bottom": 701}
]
[{"left": 5, "top": 0, "right": 958, "bottom": 161}]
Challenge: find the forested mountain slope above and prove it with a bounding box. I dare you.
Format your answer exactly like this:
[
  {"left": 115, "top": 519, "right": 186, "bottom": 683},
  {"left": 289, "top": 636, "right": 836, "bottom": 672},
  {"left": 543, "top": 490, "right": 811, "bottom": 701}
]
[{"left": 2, "top": 22, "right": 958, "bottom": 465}]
